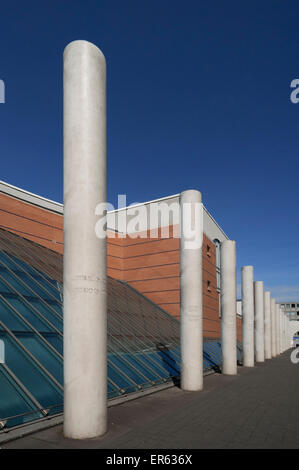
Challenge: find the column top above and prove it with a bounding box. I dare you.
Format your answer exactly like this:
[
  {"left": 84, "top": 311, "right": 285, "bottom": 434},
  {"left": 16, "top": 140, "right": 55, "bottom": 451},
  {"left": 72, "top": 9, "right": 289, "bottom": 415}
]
[
  {"left": 64, "top": 40, "right": 106, "bottom": 63},
  {"left": 180, "top": 189, "right": 202, "bottom": 203}
]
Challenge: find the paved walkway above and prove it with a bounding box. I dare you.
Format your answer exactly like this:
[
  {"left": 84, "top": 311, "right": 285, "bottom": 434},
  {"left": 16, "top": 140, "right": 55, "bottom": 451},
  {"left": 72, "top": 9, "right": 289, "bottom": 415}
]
[{"left": 2, "top": 351, "right": 299, "bottom": 449}]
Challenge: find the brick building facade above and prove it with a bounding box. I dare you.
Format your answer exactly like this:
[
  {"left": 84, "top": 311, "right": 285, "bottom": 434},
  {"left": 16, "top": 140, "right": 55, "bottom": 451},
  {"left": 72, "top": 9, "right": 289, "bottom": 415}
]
[{"left": 0, "top": 180, "right": 242, "bottom": 341}]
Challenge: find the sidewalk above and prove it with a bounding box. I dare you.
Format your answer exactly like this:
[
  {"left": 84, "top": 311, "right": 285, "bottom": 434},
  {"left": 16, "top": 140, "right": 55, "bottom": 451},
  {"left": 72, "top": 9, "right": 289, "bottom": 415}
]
[{"left": 2, "top": 351, "right": 298, "bottom": 449}]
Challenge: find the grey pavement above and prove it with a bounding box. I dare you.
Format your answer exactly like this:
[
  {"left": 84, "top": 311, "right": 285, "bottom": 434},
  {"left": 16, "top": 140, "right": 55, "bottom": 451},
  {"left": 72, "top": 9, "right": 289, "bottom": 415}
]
[{"left": 2, "top": 351, "right": 299, "bottom": 449}]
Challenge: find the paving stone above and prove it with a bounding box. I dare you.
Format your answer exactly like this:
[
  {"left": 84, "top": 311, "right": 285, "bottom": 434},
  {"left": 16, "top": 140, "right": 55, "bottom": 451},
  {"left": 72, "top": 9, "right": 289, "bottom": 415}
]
[{"left": 2, "top": 351, "right": 298, "bottom": 449}]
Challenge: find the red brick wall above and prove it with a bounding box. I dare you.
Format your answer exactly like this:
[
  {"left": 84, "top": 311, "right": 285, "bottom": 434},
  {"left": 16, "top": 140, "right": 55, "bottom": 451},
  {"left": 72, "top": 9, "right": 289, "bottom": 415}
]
[
  {"left": 0, "top": 193, "right": 64, "bottom": 253},
  {"left": 121, "top": 226, "right": 180, "bottom": 318},
  {"left": 202, "top": 237, "right": 221, "bottom": 339}
]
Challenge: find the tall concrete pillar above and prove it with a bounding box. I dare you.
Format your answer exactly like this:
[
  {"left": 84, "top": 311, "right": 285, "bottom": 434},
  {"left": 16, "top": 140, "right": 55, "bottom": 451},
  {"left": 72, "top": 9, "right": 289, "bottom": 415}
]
[
  {"left": 63, "top": 40, "right": 107, "bottom": 439},
  {"left": 285, "top": 314, "right": 288, "bottom": 350},
  {"left": 254, "top": 281, "right": 265, "bottom": 362},
  {"left": 280, "top": 309, "right": 284, "bottom": 353},
  {"left": 284, "top": 314, "right": 287, "bottom": 351},
  {"left": 276, "top": 303, "right": 281, "bottom": 355},
  {"left": 180, "top": 190, "right": 203, "bottom": 391},
  {"left": 241, "top": 266, "right": 254, "bottom": 367},
  {"left": 271, "top": 298, "right": 277, "bottom": 356},
  {"left": 221, "top": 240, "right": 237, "bottom": 375},
  {"left": 284, "top": 313, "right": 287, "bottom": 351},
  {"left": 280, "top": 309, "right": 285, "bottom": 352},
  {"left": 284, "top": 314, "right": 289, "bottom": 351},
  {"left": 264, "top": 291, "right": 272, "bottom": 359}
]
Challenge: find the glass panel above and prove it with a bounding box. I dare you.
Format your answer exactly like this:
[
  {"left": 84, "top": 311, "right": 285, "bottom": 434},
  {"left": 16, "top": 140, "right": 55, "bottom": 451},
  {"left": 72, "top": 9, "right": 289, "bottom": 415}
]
[
  {"left": 0, "top": 332, "right": 63, "bottom": 409},
  {"left": 0, "top": 252, "right": 41, "bottom": 277},
  {"left": 157, "top": 346, "right": 181, "bottom": 365},
  {"left": 0, "top": 278, "right": 62, "bottom": 331},
  {"left": 16, "top": 271, "right": 60, "bottom": 301},
  {"left": 0, "top": 297, "right": 31, "bottom": 332},
  {"left": 108, "top": 353, "right": 152, "bottom": 389},
  {"left": 41, "top": 334, "right": 63, "bottom": 355},
  {"left": 0, "top": 254, "right": 24, "bottom": 275},
  {"left": 107, "top": 362, "right": 138, "bottom": 394},
  {"left": 0, "top": 267, "right": 33, "bottom": 297},
  {"left": 147, "top": 351, "right": 179, "bottom": 377},
  {"left": 135, "top": 352, "right": 173, "bottom": 379},
  {"left": 203, "top": 341, "right": 222, "bottom": 369},
  {"left": 14, "top": 332, "right": 63, "bottom": 385},
  {"left": 13, "top": 271, "right": 55, "bottom": 301},
  {"left": 26, "top": 299, "right": 62, "bottom": 331},
  {"left": 121, "top": 353, "right": 162, "bottom": 383},
  {"left": 0, "top": 365, "right": 43, "bottom": 428},
  {"left": 1, "top": 293, "right": 53, "bottom": 332},
  {"left": 4, "top": 253, "right": 62, "bottom": 298},
  {"left": 1, "top": 252, "right": 61, "bottom": 297},
  {"left": 45, "top": 300, "right": 63, "bottom": 316},
  {"left": 0, "top": 262, "right": 61, "bottom": 304}
]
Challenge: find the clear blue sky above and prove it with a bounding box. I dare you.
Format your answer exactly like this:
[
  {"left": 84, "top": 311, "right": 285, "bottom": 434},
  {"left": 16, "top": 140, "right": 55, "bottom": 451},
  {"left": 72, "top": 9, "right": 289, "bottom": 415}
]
[{"left": 0, "top": 0, "right": 298, "bottom": 301}]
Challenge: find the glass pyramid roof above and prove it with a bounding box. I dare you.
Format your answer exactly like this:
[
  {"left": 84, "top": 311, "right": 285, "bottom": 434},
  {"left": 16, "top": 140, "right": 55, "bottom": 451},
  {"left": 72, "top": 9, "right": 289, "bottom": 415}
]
[{"left": 0, "top": 227, "right": 241, "bottom": 431}]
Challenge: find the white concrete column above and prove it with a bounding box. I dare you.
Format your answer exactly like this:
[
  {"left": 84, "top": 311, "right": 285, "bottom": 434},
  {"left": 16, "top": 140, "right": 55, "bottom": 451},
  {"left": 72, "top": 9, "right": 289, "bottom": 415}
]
[
  {"left": 254, "top": 281, "right": 265, "bottom": 362},
  {"left": 63, "top": 40, "right": 107, "bottom": 439},
  {"left": 241, "top": 266, "right": 254, "bottom": 367},
  {"left": 284, "top": 313, "right": 288, "bottom": 351},
  {"left": 180, "top": 190, "right": 203, "bottom": 391},
  {"left": 221, "top": 240, "right": 237, "bottom": 375},
  {"left": 284, "top": 313, "right": 287, "bottom": 350},
  {"left": 276, "top": 303, "right": 281, "bottom": 355},
  {"left": 280, "top": 308, "right": 284, "bottom": 353},
  {"left": 271, "top": 298, "right": 277, "bottom": 356},
  {"left": 280, "top": 309, "right": 285, "bottom": 352},
  {"left": 284, "top": 314, "right": 287, "bottom": 350},
  {"left": 264, "top": 291, "right": 272, "bottom": 359}
]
